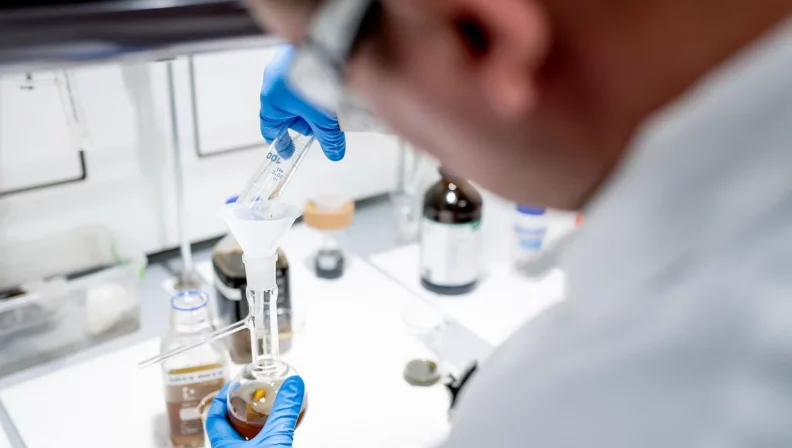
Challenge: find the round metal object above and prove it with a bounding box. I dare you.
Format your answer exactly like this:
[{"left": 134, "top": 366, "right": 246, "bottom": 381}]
[{"left": 403, "top": 359, "right": 441, "bottom": 386}]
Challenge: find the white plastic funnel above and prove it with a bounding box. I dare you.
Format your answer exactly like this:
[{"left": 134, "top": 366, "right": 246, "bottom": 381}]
[{"left": 219, "top": 203, "right": 300, "bottom": 289}]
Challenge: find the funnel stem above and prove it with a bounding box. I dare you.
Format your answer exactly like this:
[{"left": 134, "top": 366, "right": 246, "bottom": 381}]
[{"left": 248, "top": 286, "right": 280, "bottom": 365}]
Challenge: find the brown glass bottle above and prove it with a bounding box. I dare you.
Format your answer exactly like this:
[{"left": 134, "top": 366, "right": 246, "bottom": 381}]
[
  {"left": 212, "top": 235, "right": 292, "bottom": 363},
  {"left": 420, "top": 168, "right": 483, "bottom": 295}
]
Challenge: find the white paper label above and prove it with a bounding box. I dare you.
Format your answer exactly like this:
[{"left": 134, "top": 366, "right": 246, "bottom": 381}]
[
  {"left": 420, "top": 218, "right": 482, "bottom": 287},
  {"left": 165, "top": 367, "right": 226, "bottom": 387},
  {"left": 180, "top": 407, "right": 201, "bottom": 421}
]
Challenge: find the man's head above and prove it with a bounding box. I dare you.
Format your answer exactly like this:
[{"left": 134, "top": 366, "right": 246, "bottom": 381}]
[{"left": 247, "top": 0, "right": 791, "bottom": 209}]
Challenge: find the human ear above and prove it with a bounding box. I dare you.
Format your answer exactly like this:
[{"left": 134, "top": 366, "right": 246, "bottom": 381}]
[
  {"left": 406, "top": 0, "right": 550, "bottom": 119},
  {"left": 244, "top": 0, "right": 320, "bottom": 43}
]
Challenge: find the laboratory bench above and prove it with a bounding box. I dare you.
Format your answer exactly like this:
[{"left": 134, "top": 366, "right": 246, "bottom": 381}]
[{"left": 0, "top": 196, "right": 566, "bottom": 448}]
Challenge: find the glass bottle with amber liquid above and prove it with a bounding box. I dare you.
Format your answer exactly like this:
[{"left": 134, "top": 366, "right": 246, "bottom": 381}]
[
  {"left": 162, "top": 290, "right": 229, "bottom": 448},
  {"left": 420, "top": 168, "right": 483, "bottom": 295}
]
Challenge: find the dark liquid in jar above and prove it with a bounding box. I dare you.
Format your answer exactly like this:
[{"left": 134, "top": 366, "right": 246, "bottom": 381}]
[
  {"left": 315, "top": 248, "right": 344, "bottom": 279},
  {"left": 212, "top": 244, "right": 292, "bottom": 363},
  {"left": 227, "top": 404, "right": 306, "bottom": 439}
]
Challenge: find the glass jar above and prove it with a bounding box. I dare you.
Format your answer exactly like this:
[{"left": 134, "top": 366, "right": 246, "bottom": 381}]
[
  {"left": 303, "top": 197, "right": 354, "bottom": 280},
  {"left": 512, "top": 205, "right": 548, "bottom": 275},
  {"left": 161, "top": 290, "right": 229, "bottom": 448}
]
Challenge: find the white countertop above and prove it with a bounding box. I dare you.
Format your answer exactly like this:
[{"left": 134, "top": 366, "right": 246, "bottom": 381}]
[
  {"left": 1, "top": 227, "right": 451, "bottom": 448},
  {"left": 0, "top": 426, "right": 9, "bottom": 448},
  {"left": 370, "top": 245, "right": 565, "bottom": 347},
  {"left": 0, "top": 197, "right": 572, "bottom": 448}
]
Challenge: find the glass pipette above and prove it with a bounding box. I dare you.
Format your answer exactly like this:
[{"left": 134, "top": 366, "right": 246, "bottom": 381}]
[{"left": 139, "top": 318, "right": 247, "bottom": 368}]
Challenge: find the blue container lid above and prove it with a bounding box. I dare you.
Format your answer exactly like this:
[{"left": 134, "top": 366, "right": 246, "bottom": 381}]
[
  {"left": 171, "top": 290, "right": 209, "bottom": 311},
  {"left": 516, "top": 204, "right": 546, "bottom": 215}
]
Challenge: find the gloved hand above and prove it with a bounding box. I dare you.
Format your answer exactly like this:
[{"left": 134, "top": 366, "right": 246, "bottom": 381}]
[
  {"left": 260, "top": 45, "right": 346, "bottom": 161},
  {"left": 205, "top": 376, "right": 306, "bottom": 448}
]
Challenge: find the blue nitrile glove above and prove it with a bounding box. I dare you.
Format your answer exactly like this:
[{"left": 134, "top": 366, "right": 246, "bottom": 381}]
[
  {"left": 205, "top": 377, "right": 306, "bottom": 448},
  {"left": 260, "top": 46, "right": 346, "bottom": 161}
]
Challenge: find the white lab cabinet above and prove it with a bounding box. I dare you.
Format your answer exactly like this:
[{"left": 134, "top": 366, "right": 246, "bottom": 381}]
[
  {"left": 0, "top": 71, "right": 82, "bottom": 194},
  {"left": 0, "top": 65, "right": 164, "bottom": 262},
  {"left": 190, "top": 47, "right": 278, "bottom": 155},
  {"left": 0, "top": 46, "right": 399, "bottom": 257}
]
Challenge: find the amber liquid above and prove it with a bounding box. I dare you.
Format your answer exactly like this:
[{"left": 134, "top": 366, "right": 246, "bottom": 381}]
[
  {"left": 165, "top": 364, "right": 225, "bottom": 448},
  {"left": 227, "top": 406, "right": 306, "bottom": 439}
]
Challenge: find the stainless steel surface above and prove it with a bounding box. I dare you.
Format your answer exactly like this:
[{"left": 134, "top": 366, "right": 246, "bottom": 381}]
[{"left": 0, "top": 0, "right": 275, "bottom": 72}]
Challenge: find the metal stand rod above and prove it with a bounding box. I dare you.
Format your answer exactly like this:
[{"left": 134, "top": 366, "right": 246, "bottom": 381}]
[{"left": 166, "top": 60, "right": 195, "bottom": 282}]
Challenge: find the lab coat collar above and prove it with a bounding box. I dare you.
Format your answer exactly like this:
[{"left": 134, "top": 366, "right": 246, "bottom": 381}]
[{"left": 562, "top": 16, "right": 792, "bottom": 306}]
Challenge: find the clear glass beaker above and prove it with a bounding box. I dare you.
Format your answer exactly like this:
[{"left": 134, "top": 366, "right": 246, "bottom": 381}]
[{"left": 237, "top": 129, "right": 316, "bottom": 219}]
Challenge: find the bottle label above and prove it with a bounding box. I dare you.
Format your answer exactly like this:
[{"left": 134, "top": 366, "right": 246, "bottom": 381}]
[
  {"left": 165, "top": 365, "right": 226, "bottom": 441},
  {"left": 514, "top": 224, "right": 547, "bottom": 252},
  {"left": 420, "top": 218, "right": 482, "bottom": 287},
  {"left": 165, "top": 366, "right": 226, "bottom": 386}
]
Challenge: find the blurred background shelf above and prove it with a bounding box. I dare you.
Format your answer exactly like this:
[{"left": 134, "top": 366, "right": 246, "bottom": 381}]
[{"left": 0, "top": 224, "right": 145, "bottom": 378}]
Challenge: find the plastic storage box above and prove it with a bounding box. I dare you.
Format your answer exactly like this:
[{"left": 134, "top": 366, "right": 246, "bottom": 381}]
[{"left": 0, "top": 225, "right": 145, "bottom": 377}]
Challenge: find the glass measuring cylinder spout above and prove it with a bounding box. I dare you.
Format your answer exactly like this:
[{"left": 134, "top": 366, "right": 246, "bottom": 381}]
[{"left": 237, "top": 130, "right": 315, "bottom": 219}]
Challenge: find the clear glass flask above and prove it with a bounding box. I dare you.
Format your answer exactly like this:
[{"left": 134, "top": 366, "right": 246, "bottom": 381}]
[
  {"left": 141, "top": 131, "right": 310, "bottom": 441},
  {"left": 225, "top": 259, "right": 306, "bottom": 438},
  {"left": 146, "top": 251, "right": 305, "bottom": 439},
  {"left": 161, "top": 290, "right": 228, "bottom": 448},
  {"left": 138, "top": 130, "right": 313, "bottom": 368}
]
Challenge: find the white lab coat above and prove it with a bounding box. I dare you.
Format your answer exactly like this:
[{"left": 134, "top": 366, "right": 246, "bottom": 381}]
[{"left": 444, "top": 16, "right": 792, "bottom": 448}]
